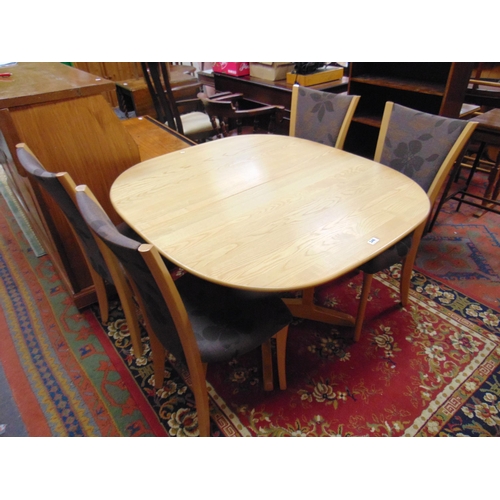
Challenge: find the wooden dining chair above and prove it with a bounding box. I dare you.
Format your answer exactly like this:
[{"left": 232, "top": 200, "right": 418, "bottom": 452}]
[
  {"left": 289, "top": 84, "right": 360, "bottom": 150},
  {"left": 75, "top": 184, "right": 293, "bottom": 437},
  {"left": 141, "top": 62, "right": 214, "bottom": 143},
  {"left": 351, "top": 102, "right": 477, "bottom": 341},
  {"left": 15, "top": 144, "right": 145, "bottom": 357},
  {"left": 199, "top": 93, "right": 285, "bottom": 138}
]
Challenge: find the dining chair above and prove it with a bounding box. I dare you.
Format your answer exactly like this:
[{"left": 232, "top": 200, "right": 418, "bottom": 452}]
[
  {"left": 289, "top": 84, "right": 360, "bottom": 150},
  {"left": 199, "top": 93, "right": 285, "bottom": 138},
  {"left": 15, "top": 143, "right": 145, "bottom": 357},
  {"left": 141, "top": 62, "right": 214, "bottom": 143},
  {"left": 351, "top": 102, "right": 477, "bottom": 341},
  {"left": 75, "top": 185, "right": 293, "bottom": 437}
]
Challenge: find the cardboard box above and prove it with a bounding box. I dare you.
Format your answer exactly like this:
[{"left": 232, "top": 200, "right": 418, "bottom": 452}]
[
  {"left": 213, "top": 62, "right": 250, "bottom": 77},
  {"left": 286, "top": 67, "right": 344, "bottom": 86},
  {"left": 250, "top": 62, "right": 295, "bottom": 81}
]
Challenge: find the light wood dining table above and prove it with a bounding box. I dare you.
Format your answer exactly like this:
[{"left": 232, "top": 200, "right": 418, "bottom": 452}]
[{"left": 110, "top": 134, "right": 430, "bottom": 327}]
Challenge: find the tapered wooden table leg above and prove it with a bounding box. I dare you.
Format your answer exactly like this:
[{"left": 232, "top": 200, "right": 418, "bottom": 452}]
[{"left": 283, "top": 287, "right": 355, "bottom": 327}]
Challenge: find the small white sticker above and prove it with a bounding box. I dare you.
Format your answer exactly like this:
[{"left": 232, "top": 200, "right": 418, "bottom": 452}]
[{"left": 368, "top": 237, "right": 379, "bottom": 245}]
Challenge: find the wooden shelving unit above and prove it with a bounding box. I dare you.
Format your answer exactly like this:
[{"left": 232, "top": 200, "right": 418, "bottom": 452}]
[{"left": 344, "top": 62, "right": 475, "bottom": 158}]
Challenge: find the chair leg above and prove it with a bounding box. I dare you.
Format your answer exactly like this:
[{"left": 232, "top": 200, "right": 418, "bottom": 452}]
[
  {"left": 120, "top": 294, "right": 143, "bottom": 357},
  {"left": 354, "top": 272, "right": 373, "bottom": 342},
  {"left": 148, "top": 330, "right": 166, "bottom": 389},
  {"left": 189, "top": 368, "right": 211, "bottom": 437},
  {"left": 261, "top": 339, "right": 274, "bottom": 391},
  {"left": 274, "top": 326, "right": 289, "bottom": 390},
  {"left": 400, "top": 223, "right": 425, "bottom": 306},
  {"left": 89, "top": 267, "right": 109, "bottom": 324},
  {"left": 400, "top": 257, "right": 413, "bottom": 307},
  {"left": 110, "top": 273, "right": 144, "bottom": 358},
  {"left": 400, "top": 252, "right": 419, "bottom": 307}
]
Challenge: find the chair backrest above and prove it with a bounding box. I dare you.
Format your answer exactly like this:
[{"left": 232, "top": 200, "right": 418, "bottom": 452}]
[
  {"left": 15, "top": 144, "right": 113, "bottom": 283},
  {"left": 74, "top": 185, "right": 188, "bottom": 363},
  {"left": 374, "top": 102, "right": 478, "bottom": 203},
  {"left": 141, "top": 62, "right": 185, "bottom": 134},
  {"left": 199, "top": 96, "right": 236, "bottom": 136},
  {"left": 289, "top": 85, "right": 360, "bottom": 150}
]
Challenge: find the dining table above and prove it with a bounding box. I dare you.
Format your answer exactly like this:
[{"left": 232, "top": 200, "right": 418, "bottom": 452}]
[{"left": 110, "top": 134, "right": 430, "bottom": 327}]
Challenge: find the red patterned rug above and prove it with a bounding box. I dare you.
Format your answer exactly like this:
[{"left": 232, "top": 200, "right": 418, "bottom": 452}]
[
  {"left": 0, "top": 192, "right": 167, "bottom": 437},
  {"left": 206, "top": 269, "right": 499, "bottom": 436},
  {"left": 1, "top": 172, "right": 499, "bottom": 437},
  {"left": 417, "top": 170, "right": 500, "bottom": 312}
]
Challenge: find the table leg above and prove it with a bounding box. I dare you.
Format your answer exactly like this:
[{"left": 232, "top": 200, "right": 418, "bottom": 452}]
[{"left": 283, "top": 287, "right": 355, "bottom": 327}]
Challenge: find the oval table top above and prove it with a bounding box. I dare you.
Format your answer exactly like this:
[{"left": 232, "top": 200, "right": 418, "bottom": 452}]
[{"left": 110, "top": 134, "right": 430, "bottom": 292}]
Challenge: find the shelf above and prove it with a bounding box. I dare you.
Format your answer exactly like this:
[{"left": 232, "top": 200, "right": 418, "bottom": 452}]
[
  {"left": 345, "top": 63, "right": 474, "bottom": 159},
  {"left": 352, "top": 114, "right": 382, "bottom": 127},
  {"left": 350, "top": 75, "right": 446, "bottom": 96}
]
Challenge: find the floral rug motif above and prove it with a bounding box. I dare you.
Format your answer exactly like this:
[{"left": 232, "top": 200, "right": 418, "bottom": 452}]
[
  {"left": 2, "top": 166, "right": 499, "bottom": 437},
  {"left": 91, "top": 265, "right": 500, "bottom": 437}
]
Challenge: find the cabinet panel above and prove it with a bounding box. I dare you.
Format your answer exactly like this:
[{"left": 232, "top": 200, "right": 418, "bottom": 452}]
[
  {"left": 72, "top": 62, "right": 143, "bottom": 107},
  {"left": 1, "top": 63, "right": 141, "bottom": 309}
]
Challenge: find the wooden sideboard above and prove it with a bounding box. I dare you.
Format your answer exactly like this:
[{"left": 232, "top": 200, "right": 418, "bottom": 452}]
[{"left": 0, "top": 62, "right": 142, "bottom": 308}]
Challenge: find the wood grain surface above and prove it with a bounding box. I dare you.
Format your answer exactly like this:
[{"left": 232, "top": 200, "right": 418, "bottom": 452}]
[{"left": 111, "top": 135, "right": 430, "bottom": 291}]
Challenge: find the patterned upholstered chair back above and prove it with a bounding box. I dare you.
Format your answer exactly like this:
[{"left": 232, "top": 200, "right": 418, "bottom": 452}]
[
  {"left": 290, "top": 85, "right": 360, "bottom": 149},
  {"left": 377, "top": 103, "right": 469, "bottom": 194},
  {"left": 16, "top": 146, "right": 112, "bottom": 283},
  {"left": 16, "top": 144, "right": 148, "bottom": 357},
  {"left": 351, "top": 102, "right": 477, "bottom": 343}
]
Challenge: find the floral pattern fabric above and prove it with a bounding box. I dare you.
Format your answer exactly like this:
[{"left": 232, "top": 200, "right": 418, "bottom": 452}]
[
  {"left": 294, "top": 87, "right": 357, "bottom": 147},
  {"left": 380, "top": 104, "right": 468, "bottom": 193}
]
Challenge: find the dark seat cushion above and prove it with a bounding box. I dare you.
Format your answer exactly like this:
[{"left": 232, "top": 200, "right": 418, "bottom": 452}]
[
  {"left": 176, "top": 274, "right": 292, "bottom": 364},
  {"left": 359, "top": 233, "right": 413, "bottom": 275}
]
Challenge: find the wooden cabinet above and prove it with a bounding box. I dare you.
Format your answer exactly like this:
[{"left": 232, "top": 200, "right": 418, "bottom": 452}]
[
  {"left": 0, "top": 63, "right": 142, "bottom": 309},
  {"left": 73, "top": 63, "right": 200, "bottom": 116},
  {"left": 345, "top": 62, "right": 474, "bottom": 157},
  {"left": 72, "top": 62, "right": 144, "bottom": 107}
]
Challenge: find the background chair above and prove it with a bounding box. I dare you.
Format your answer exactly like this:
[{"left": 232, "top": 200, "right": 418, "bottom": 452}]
[
  {"left": 351, "top": 102, "right": 477, "bottom": 341},
  {"left": 289, "top": 84, "right": 360, "bottom": 149},
  {"left": 428, "top": 107, "right": 500, "bottom": 229},
  {"left": 15, "top": 144, "right": 144, "bottom": 357},
  {"left": 75, "top": 185, "right": 293, "bottom": 437},
  {"left": 199, "top": 93, "right": 284, "bottom": 138},
  {"left": 141, "top": 62, "right": 214, "bottom": 143}
]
